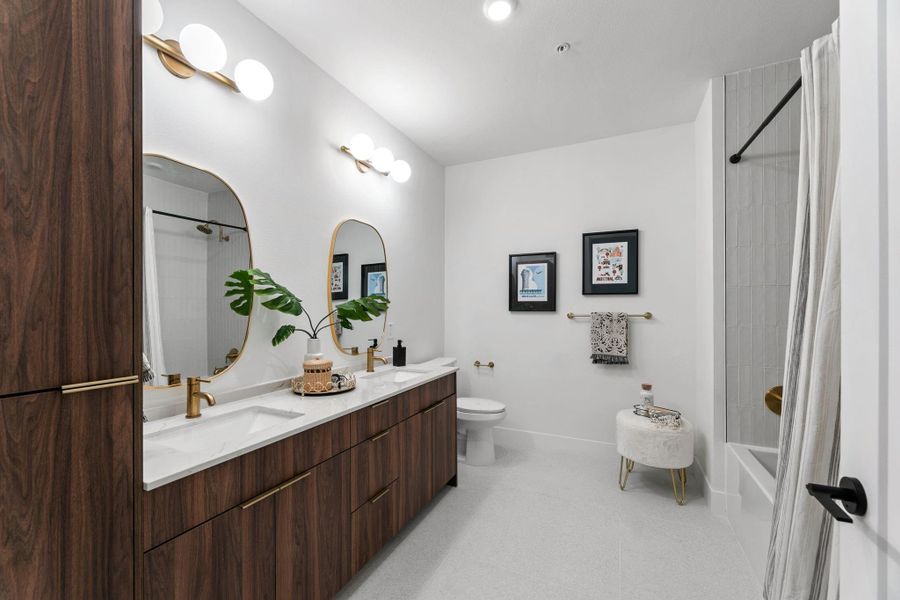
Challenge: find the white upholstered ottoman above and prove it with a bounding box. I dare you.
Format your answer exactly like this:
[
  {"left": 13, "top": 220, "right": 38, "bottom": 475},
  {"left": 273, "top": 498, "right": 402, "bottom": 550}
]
[{"left": 615, "top": 409, "right": 694, "bottom": 505}]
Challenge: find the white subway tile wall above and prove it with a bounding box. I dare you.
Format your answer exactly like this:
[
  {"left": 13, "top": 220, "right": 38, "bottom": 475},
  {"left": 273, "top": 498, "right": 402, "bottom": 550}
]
[{"left": 724, "top": 59, "right": 800, "bottom": 448}]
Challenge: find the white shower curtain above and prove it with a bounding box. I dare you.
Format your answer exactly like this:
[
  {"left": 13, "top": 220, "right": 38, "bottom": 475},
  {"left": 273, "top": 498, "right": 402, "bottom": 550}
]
[
  {"left": 765, "top": 21, "right": 841, "bottom": 600},
  {"left": 143, "top": 206, "right": 167, "bottom": 387}
]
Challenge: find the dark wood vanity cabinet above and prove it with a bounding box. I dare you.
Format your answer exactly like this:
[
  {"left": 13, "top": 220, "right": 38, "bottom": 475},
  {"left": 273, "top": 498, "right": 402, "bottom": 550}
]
[
  {"left": 144, "top": 495, "right": 276, "bottom": 600},
  {"left": 141, "top": 373, "right": 457, "bottom": 599}
]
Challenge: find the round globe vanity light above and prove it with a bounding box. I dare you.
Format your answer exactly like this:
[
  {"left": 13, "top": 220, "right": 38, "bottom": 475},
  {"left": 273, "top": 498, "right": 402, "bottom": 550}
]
[
  {"left": 179, "top": 24, "right": 227, "bottom": 72},
  {"left": 235, "top": 59, "right": 274, "bottom": 101},
  {"left": 389, "top": 160, "right": 412, "bottom": 183},
  {"left": 483, "top": 0, "right": 517, "bottom": 22},
  {"left": 142, "top": 0, "right": 164, "bottom": 35},
  {"left": 370, "top": 147, "right": 395, "bottom": 173},
  {"left": 347, "top": 133, "right": 375, "bottom": 161}
]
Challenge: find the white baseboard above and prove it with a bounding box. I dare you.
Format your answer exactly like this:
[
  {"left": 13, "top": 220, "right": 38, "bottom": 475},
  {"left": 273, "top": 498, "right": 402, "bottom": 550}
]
[{"left": 694, "top": 457, "right": 729, "bottom": 516}]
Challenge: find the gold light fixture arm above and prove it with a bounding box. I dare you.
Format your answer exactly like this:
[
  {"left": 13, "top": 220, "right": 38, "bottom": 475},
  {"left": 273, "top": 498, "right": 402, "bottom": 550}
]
[
  {"left": 339, "top": 146, "right": 390, "bottom": 177},
  {"left": 143, "top": 34, "right": 238, "bottom": 92}
]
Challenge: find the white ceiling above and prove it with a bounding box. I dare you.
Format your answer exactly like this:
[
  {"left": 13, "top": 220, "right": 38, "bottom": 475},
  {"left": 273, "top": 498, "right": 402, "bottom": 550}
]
[{"left": 237, "top": 0, "right": 838, "bottom": 165}]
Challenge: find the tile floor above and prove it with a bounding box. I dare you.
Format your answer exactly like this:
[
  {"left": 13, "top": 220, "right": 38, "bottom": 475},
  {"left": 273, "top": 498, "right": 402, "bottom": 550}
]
[{"left": 337, "top": 443, "right": 761, "bottom": 600}]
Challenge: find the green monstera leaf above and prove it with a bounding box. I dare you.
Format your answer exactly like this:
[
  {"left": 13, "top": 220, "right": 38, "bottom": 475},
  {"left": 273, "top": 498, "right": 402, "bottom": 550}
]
[
  {"left": 225, "top": 268, "right": 304, "bottom": 317},
  {"left": 336, "top": 295, "right": 390, "bottom": 330},
  {"left": 226, "top": 268, "right": 390, "bottom": 346}
]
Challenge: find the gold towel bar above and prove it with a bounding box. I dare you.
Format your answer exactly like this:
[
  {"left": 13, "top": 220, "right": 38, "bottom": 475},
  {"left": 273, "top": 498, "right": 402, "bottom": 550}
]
[{"left": 566, "top": 312, "right": 653, "bottom": 320}]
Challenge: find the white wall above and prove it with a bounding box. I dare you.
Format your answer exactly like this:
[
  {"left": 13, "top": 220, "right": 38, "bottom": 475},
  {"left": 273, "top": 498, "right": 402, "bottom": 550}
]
[
  {"left": 445, "top": 124, "right": 697, "bottom": 443},
  {"left": 144, "top": 0, "right": 445, "bottom": 415},
  {"left": 693, "top": 78, "right": 727, "bottom": 504}
]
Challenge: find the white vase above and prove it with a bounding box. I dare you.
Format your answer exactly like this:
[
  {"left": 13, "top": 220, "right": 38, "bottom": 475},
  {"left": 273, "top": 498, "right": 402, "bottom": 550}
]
[{"left": 305, "top": 337, "right": 324, "bottom": 362}]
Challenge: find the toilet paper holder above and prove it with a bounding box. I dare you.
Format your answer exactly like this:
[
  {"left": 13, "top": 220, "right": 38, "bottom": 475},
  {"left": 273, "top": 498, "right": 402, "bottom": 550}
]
[{"left": 473, "top": 360, "right": 495, "bottom": 369}]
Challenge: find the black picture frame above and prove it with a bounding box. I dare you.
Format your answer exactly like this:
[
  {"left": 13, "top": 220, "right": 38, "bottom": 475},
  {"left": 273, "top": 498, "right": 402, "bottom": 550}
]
[
  {"left": 582, "top": 229, "right": 639, "bottom": 295},
  {"left": 331, "top": 253, "right": 349, "bottom": 300},
  {"left": 361, "top": 262, "right": 388, "bottom": 298},
  {"left": 509, "top": 252, "right": 557, "bottom": 312}
]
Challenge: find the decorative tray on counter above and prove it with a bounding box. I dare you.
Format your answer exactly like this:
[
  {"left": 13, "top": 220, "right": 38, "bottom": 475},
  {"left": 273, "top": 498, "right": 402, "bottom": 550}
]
[{"left": 291, "top": 368, "right": 357, "bottom": 396}]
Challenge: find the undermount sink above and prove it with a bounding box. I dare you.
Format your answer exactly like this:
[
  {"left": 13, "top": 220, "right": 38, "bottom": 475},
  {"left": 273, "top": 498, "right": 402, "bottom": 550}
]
[
  {"left": 361, "top": 366, "right": 433, "bottom": 384},
  {"left": 145, "top": 406, "right": 302, "bottom": 453}
]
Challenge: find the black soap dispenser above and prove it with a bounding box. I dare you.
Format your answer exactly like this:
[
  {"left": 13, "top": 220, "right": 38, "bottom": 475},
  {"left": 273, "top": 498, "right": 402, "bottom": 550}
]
[{"left": 393, "top": 340, "right": 407, "bottom": 367}]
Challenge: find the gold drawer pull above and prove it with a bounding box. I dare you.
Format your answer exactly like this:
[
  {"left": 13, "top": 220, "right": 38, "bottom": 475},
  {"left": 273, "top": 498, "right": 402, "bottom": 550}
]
[
  {"left": 369, "top": 486, "right": 391, "bottom": 504},
  {"left": 241, "top": 485, "right": 281, "bottom": 510},
  {"left": 242, "top": 470, "right": 312, "bottom": 509},
  {"left": 278, "top": 470, "right": 312, "bottom": 492},
  {"left": 370, "top": 398, "right": 391, "bottom": 409},
  {"left": 423, "top": 400, "right": 445, "bottom": 415},
  {"left": 61, "top": 375, "right": 140, "bottom": 395},
  {"left": 369, "top": 428, "right": 392, "bottom": 442}
]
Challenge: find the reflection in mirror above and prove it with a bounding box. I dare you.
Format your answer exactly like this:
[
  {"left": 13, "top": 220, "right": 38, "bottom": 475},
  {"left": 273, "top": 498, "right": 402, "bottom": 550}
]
[
  {"left": 328, "top": 220, "right": 388, "bottom": 355},
  {"left": 142, "top": 155, "right": 251, "bottom": 387}
]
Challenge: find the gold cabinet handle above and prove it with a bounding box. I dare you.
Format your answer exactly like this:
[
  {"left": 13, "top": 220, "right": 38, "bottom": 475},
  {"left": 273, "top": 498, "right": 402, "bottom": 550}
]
[
  {"left": 474, "top": 361, "right": 494, "bottom": 369},
  {"left": 371, "top": 398, "right": 391, "bottom": 409},
  {"left": 240, "top": 485, "right": 281, "bottom": 510},
  {"left": 61, "top": 375, "right": 140, "bottom": 395},
  {"left": 278, "top": 470, "right": 312, "bottom": 492},
  {"left": 369, "top": 428, "right": 392, "bottom": 442},
  {"left": 242, "top": 469, "right": 312, "bottom": 510},
  {"left": 369, "top": 486, "right": 391, "bottom": 504},
  {"left": 423, "top": 400, "right": 445, "bottom": 415}
]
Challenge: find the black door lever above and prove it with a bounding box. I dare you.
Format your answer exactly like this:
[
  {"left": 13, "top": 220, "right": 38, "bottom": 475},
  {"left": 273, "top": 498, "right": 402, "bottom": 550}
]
[{"left": 806, "top": 477, "right": 867, "bottom": 523}]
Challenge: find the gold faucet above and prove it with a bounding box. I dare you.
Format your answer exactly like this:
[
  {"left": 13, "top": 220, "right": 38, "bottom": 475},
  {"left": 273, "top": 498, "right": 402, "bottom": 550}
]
[
  {"left": 186, "top": 377, "right": 216, "bottom": 419},
  {"left": 366, "top": 339, "right": 389, "bottom": 373}
]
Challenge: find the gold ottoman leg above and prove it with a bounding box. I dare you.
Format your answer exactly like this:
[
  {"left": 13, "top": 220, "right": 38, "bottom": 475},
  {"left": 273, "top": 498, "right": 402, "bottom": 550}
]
[
  {"left": 618, "top": 457, "right": 634, "bottom": 491},
  {"left": 670, "top": 468, "right": 687, "bottom": 505}
]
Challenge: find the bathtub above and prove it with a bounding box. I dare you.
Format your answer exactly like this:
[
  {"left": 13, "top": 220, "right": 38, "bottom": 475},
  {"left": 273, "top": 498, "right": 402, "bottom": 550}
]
[{"left": 726, "top": 443, "right": 778, "bottom": 584}]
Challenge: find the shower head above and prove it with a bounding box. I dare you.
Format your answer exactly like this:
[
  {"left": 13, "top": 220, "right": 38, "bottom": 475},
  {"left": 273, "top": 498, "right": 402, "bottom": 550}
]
[{"left": 196, "top": 222, "right": 213, "bottom": 235}]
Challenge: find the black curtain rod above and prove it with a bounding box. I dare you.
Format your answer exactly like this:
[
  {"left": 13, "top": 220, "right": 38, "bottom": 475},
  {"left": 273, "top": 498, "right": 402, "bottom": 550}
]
[
  {"left": 729, "top": 76, "right": 802, "bottom": 164},
  {"left": 151, "top": 209, "right": 248, "bottom": 232}
]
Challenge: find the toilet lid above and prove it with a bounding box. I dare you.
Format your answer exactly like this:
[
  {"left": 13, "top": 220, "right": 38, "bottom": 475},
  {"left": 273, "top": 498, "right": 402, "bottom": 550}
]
[{"left": 457, "top": 397, "right": 506, "bottom": 415}]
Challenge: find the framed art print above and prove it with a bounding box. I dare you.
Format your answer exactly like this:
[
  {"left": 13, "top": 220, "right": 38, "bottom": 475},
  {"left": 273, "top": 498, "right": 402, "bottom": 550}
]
[
  {"left": 331, "top": 253, "right": 349, "bottom": 300},
  {"left": 582, "top": 229, "right": 638, "bottom": 295},
  {"left": 509, "top": 252, "right": 557, "bottom": 312},
  {"left": 361, "top": 262, "right": 388, "bottom": 297}
]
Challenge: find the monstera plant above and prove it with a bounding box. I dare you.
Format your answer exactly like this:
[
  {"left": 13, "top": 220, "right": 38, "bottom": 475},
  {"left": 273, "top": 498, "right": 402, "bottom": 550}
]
[{"left": 225, "top": 268, "right": 389, "bottom": 347}]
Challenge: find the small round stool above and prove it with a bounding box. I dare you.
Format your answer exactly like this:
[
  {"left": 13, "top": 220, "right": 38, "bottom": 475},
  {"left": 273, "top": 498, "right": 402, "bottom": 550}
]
[{"left": 615, "top": 409, "right": 694, "bottom": 505}]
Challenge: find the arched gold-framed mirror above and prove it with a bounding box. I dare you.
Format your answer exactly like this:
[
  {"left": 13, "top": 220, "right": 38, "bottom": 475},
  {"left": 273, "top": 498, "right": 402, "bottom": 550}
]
[
  {"left": 327, "top": 219, "right": 388, "bottom": 355},
  {"left": 142, "top": 154, "right": 253, "bottom": 388}
]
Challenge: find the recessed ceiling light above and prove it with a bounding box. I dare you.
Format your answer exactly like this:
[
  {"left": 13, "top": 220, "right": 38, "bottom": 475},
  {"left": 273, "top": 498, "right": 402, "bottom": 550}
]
[{"left": 483, "top": 0, "right": 517, "bottom": 22}]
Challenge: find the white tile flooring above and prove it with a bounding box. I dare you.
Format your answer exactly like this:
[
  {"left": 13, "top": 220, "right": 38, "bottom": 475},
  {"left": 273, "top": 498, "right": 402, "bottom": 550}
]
[{"left": 337, "top": 443, "right": 761, "bottom": 600}]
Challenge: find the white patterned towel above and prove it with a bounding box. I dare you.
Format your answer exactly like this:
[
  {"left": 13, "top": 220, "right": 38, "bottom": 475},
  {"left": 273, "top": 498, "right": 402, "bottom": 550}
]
[{"left": 591, "top": 312, "right": 629, "bottom": 365}]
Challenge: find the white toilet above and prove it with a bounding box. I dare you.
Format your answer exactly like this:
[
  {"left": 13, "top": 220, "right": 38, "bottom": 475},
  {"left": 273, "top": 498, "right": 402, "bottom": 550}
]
[{"left": 456, "top": 397, "right": 506, "bottom": 466}]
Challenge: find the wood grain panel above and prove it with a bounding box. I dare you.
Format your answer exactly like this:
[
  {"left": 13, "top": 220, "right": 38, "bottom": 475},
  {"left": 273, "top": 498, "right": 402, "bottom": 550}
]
[
  {"left": 143, "top": 497, "right": 275, "bottom": 600},
  {"left": 350, "top": 425, "right": 400, "bottom": 511},
  {"left": 0, "top": 388, "right": 135, "bottom": 599},
  {"left": 431, "top": 395, "right": 457, "bottom": 495},
  {"left": 350, "top": 397, "right": 399, "bottom": 445},
  {"left": 397, "top": 412, "right": 432, "bottom": 529},
  {"left": 350, "top": 479, "right": 398, "bottom": 575},
  {"left": 63, "top": 385, "right": 135, "bottom": 598},
  {"left": 241, "top": 414, "right": 350, "bottom": 500},
  {"left": 396, "top": 374, "right": 457, "bottom": 420},
  {"left": 276, "top": 452, "right": 351, "bottom": 600},
  {"left": 0, "top": 392, "right": 63, "bottom": 598},
  {"left": 142, "top": 459, "right": 243, "bottom": 552},
  {"left": 0, "top": 0, "right": 67, "bottom": 395},
  {"left": 62, "top": 0, "right": 135, "bottom": 385}
]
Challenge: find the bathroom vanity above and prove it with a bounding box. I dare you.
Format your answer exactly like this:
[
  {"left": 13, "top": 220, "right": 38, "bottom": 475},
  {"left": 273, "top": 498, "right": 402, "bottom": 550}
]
[{"left": 141, "top": 368, "right": 457, "bottom": 599}]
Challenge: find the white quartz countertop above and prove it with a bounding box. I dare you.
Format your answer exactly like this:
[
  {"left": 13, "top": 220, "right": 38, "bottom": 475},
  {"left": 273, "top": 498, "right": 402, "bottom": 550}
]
[{"left": 142, "top": 364, "right": 457, "bottom": 490}]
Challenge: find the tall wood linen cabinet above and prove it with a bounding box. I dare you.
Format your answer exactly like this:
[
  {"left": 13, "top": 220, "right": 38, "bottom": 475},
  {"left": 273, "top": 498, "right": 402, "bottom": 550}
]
[{"left": 0, "top": 0, "right": 142, "bottom": 598}]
